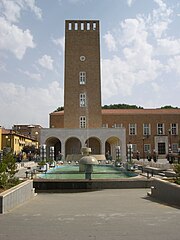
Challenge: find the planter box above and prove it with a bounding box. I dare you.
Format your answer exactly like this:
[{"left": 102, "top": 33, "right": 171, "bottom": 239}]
[
  {"left": 148, "top": 178, "right": 180, "bottom": 207},
  {"left": 0, "top": 180, "right": 36, "bottom": 214}
]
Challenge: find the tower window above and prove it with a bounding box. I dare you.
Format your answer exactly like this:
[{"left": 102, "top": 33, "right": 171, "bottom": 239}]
[
  {"left": 68, "top": 22, "right": 72, "bottom": 30},
  {"left": 75, "top": 22, "right": 78, "bottom": 30},
  {"left": 80, "top": 93, "right": 86, "bottom": 107},
  {"left": 79, "top": 71, "right": 86, "bottom": 84},
  {"left": 80, "top": 116, "right": 86, "bottom": 128},
  {"left": 87, "top": 22, "right": 90, "bottom": 30},
  {"left": 81, "top": 22, "right": 84, "bottom": 30},
  {"left": 93, "top": 22, "right": 96, "bottom": 30}
]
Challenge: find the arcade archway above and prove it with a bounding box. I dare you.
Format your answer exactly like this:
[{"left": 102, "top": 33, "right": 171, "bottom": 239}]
[
  {"left": 45, "top": 137, "right": 61, "bottom": 160},
  {"left": 65, "top": 137, "right": 81, "bottom": 157},
  {"left": 105, "top": 136, "right": 121, "bottom": 160},
  {"left": 85, "top": 137, "right": 101, "bottom": 154}
]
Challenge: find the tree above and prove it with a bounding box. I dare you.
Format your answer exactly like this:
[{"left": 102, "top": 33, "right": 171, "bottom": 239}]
[
  {"left": 102, "top": 104, "right": 143, "bottom": 109},
  {"left": 54, "top": 106, "right": 64, "bottom": 112},
  {"left": 0, "top": 152, "right": 19, "bottom": 189},
  {"left": 161, "top": 105, "right": 178, "bottom": 109}
]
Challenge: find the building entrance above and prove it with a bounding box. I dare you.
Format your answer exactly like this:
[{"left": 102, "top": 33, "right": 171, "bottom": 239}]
[{"left": 158, "top": 142, "right": 166, "bottom": 155}]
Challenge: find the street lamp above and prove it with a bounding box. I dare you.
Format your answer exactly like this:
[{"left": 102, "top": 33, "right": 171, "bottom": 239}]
[
  {"left": 127, "top": 143, "right": 132, "bottom": 163},
  {"left": 142, "top": 137, "right": 145, "bottom": 163},
  {"left": 40, "top": 144, "right": 46, "bottom": 162},
  {"left": 168, "top": 128, "right": 172, "bottom": 153},
  {"left": 115, "top": 146, "right": 121, "bottom": 161}
]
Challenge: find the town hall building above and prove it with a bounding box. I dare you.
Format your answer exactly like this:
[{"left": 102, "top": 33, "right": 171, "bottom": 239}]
[{"left": 41, "top": 20, "right": 180, "bottom": 161}]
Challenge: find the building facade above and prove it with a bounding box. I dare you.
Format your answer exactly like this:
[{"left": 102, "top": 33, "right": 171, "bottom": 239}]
[{"left": 41, "top": 19, "right": 180, "bottom": 160}]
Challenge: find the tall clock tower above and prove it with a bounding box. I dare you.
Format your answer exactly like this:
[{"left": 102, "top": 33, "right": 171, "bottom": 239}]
[{"left": 64, "top": 20, "right": 102, "bottom": 129}]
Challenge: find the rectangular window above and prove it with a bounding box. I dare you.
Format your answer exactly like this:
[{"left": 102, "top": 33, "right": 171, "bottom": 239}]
[
  {"left": 131, "top": 144, "right": 137, "bottom": 153},
  {"left": 129, "top": 123, "right": 136, "bottom": 135},
  {"left": 144, "top": 144, "right": 151, "bottom": 153},
  {"left": 102, "top": 123, "right": 108, "bottom": 128},
  {"left": 143, "top": 123, "right": 150, "bottom": 136},
  {"left": 80, "top": 116, "right": 86, "bottom": 128},
  {"left": 79, "top": 71, "right": 86, "bottom": 84},
  {"left": 171, "top": 123, "right": 178, "bottom": 135},
  {"left": 80, "top": 93, "right": 86, "bottom": 107},
  {"left": 113, "top": 123, "right": 123, "bottom": 128},
  {"left": 157, "top": 123, "right": 164, "bottom": 135},
  {"left": 172, "top": 143, "right": 178, "bottom": 153}
]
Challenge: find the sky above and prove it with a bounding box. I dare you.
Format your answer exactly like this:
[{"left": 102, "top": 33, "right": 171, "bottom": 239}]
[{"left": 0, "top": 0, "right": 180, "bottom": 128}]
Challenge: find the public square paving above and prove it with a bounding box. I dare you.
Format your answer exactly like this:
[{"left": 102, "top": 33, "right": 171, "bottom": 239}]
[{"left": 0, "top": 189, "right": 180, "bottom": 240}]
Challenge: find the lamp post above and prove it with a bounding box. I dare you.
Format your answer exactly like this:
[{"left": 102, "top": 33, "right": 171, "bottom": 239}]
[
  {"left": 115, "top": 146, "right": 121, "bottom": 161},
  {"left": 168, "top": 128, "right": 172, "bottom": 153},
  {"left": 142, "top": 137, "right": 145, "bottom": 163},
  {"left": 127, "top": 143, "right": 132, "bottom": 163},
  {"left": 40, "top": 144, "right": 46, "bottom": 162}
]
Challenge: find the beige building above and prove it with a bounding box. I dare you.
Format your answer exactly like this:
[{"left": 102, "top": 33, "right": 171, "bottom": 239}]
[{"left": 41, "top": 20, "right": 180, "bottom": 160}]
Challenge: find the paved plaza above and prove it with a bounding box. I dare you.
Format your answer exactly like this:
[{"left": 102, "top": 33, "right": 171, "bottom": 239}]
[{"left": 0, "top": 189, "right": 180, "bottom": 240}]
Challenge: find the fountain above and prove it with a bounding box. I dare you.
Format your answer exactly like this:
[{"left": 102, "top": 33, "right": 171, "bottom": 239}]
[{"left": 79, "top": 147, "right": 98, "bottom": 180}]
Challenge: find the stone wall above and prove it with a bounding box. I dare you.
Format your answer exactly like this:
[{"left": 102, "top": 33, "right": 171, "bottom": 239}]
[
  {"left": 0, "top": 180, "right": 36, "bottom": 214},
  {"left": 149, "top": 178, "right": 180, "bottom": 207}
]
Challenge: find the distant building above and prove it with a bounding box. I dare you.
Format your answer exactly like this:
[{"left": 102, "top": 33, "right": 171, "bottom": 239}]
[
  {"left": 12, "top": 124, "right": 42, "bottom": 145},
  {"left": 1, "top": 129, "right": 38, "bottom": 155}
]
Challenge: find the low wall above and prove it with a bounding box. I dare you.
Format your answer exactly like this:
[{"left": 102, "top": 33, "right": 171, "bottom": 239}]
[
  {"left": 0, "top": 180, "right": 36, "bottom": 214},
  {"left": 149, "top": 178, "right": 180, "bottom": 207},
  {"left": 33, "top": 178, "right": 152, "bottom": 192}
]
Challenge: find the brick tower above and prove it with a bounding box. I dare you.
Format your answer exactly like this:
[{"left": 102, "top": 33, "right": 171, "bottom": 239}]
[{"left": 64, "top": 20, "right": 102, "bottom": 129}]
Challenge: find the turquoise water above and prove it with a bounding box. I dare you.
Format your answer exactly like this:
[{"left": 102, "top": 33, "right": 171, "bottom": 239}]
[{"left": 37, "top": 165, "right": 137, "bottom": 179}]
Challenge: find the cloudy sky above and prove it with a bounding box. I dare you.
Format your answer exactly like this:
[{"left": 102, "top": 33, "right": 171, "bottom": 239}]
[{"left": 0, "top": 0, "right": 180, "bottom": 128}]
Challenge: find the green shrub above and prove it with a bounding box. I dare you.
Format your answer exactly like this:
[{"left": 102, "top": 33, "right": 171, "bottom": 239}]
[{"left": 0, "top": 152, "right": 19, "bottom": 190}]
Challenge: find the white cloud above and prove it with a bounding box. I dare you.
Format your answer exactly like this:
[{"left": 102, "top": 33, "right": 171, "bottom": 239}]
[
  {"left": 38, "top": 55, "right": 54, "bottom": 70},
  {"left": 101, "top": 0, "right": 180, "bottom": 104},
  {"left": 0, "top": 0, "right": 42, "bottom": 23},
  {"left": 24, "top": 0, "right": 42, "bottom": 20},
  {"left": 0, "top": 81, "right": 63, "bottom": 127},
  {"left": 19, "top": 69, "right": 42, "bottom": 81},
  {"left": 0, "top": 17, "right": 35, "bottom": 59},
  {"left": 151, "top": 82, "right": 161, "bottom": 93},
  {"left": 127, "top": 0, "right": 134, "bottom": 7},
  {"left": 0, "top": 0, "right": 21, "bottom": 23},
  {"left": 168, "top": 55, "right": 180, "bottom": 74},
  {"left": 103, "top": 31, "right": 117, "bottom": 52},
  {"left": 156, "top": 38, "right": 180, "bottom": 56},
  {"left": 146, "top": 0, "right": 173, "bottom": 38},
  {"left": 52, "top": 37, "right": 65, "bottom": 51}
]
